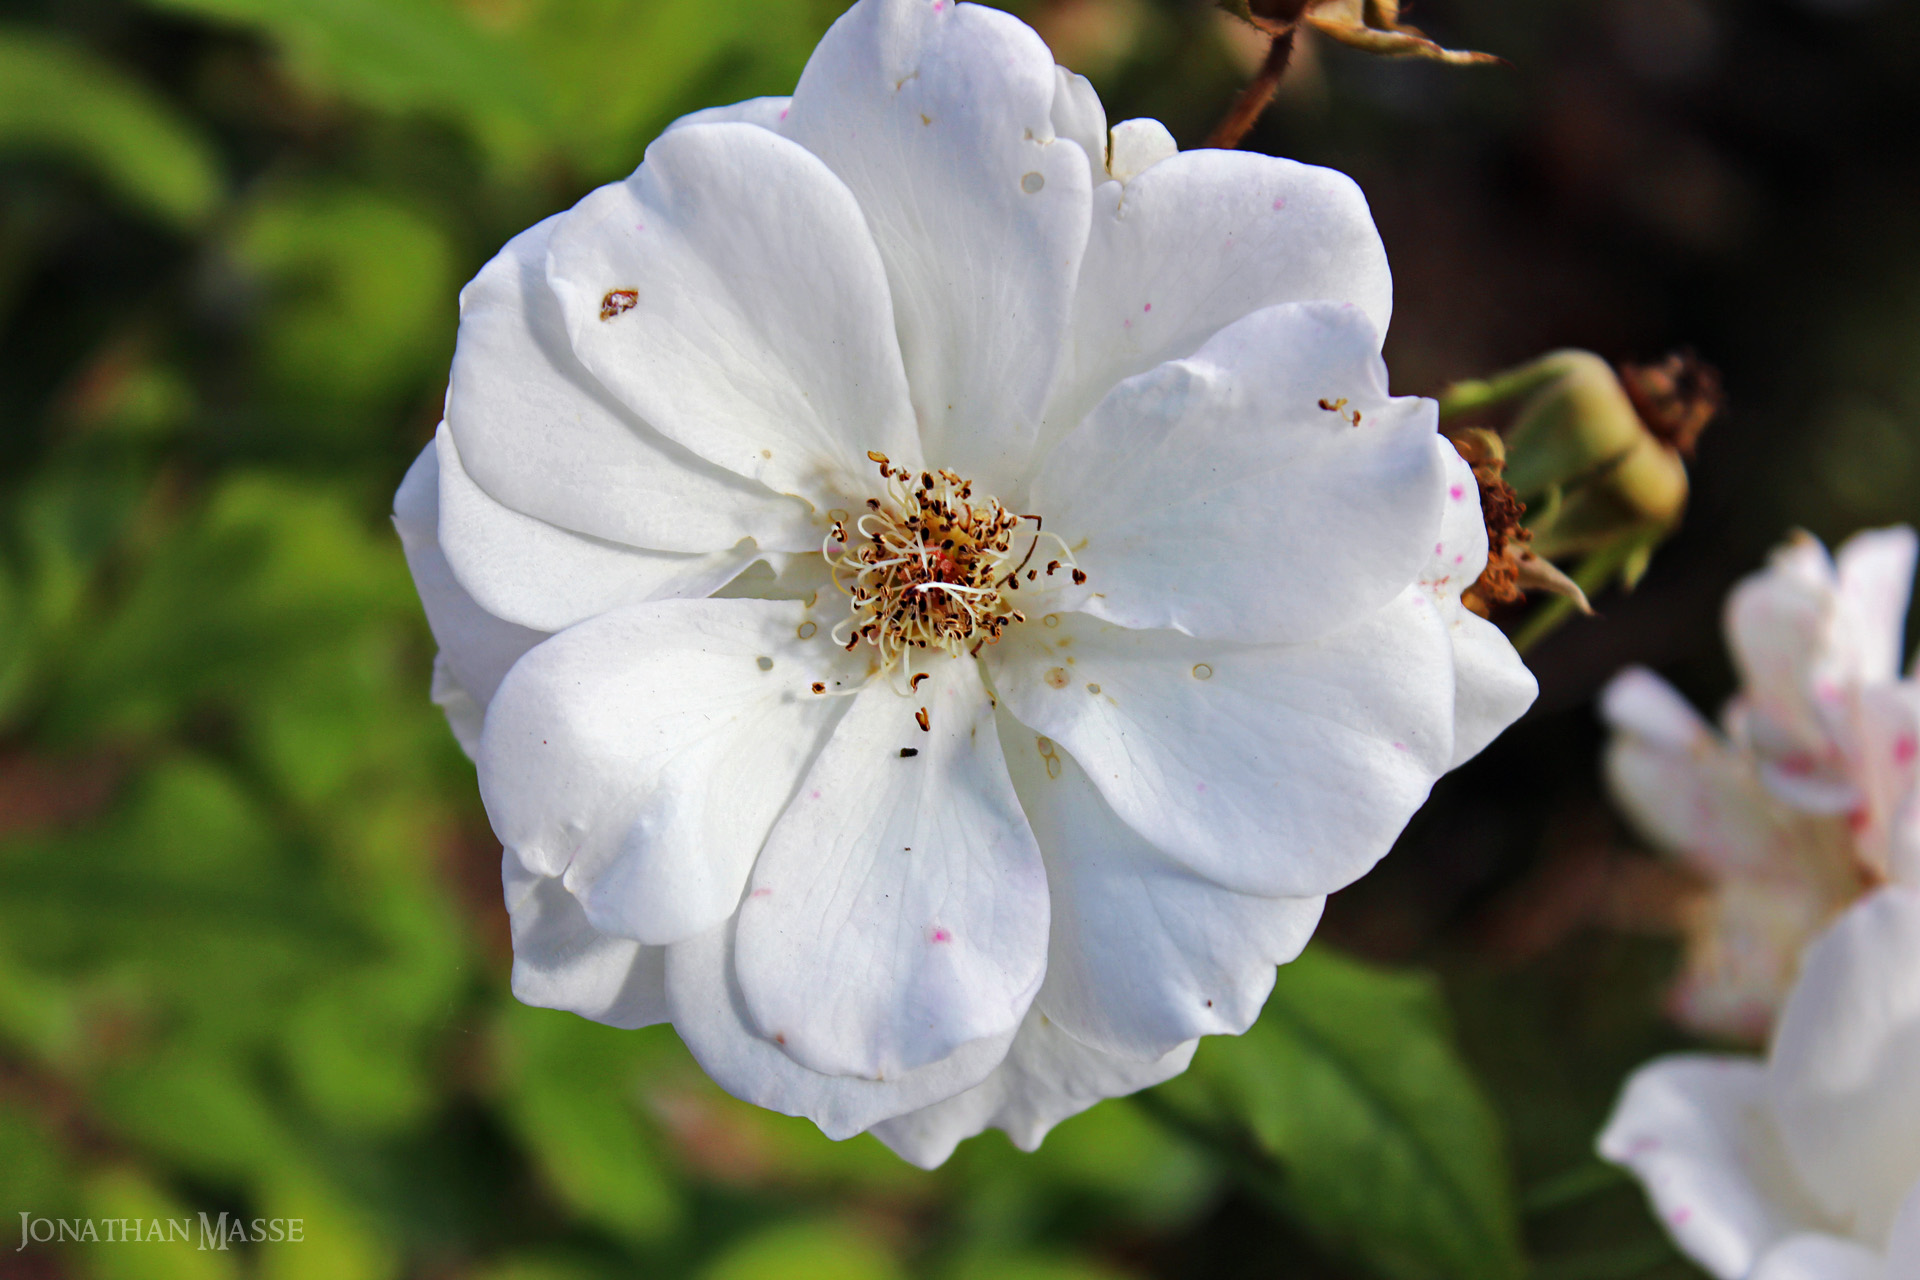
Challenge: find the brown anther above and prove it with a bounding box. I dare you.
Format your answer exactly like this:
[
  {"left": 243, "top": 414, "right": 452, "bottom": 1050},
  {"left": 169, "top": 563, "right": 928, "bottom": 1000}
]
[
  {"left": 910, "top": 673, "right": 929, "bottom": 691},
  {"left": 868, "top": 450, "right": 890, "bottom": 465},
  {"left": 600, "top": 289, "right": 638, "bottom": 320},
  {"left": 811, "top": 682, "right": 826, "bottom": 694},
  {"left": 1071, "top": 568, "right": 1088, "bottom": 585},
  {"left": 915, "top": 707, "right": 930, "bottom": 732}
]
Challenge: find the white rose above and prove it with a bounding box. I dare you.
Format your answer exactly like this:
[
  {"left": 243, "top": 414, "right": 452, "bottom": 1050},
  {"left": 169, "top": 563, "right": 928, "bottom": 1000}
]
[
  {"left": 394, "top": 0, "right": 1535, "bottom": 1165},
  {"left": 1600, "top": 885, "right": 1920, "bottom": 1279}
]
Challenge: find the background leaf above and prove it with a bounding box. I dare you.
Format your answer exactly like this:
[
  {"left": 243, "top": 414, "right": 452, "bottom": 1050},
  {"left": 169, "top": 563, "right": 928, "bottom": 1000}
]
[{"left": 1150, "top": 946, "right": 1526, "bottom": 1280}]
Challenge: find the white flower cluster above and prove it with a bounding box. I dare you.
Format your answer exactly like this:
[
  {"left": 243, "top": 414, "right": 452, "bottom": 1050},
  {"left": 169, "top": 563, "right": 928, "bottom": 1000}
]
[
  {"left": 395, "top": 0, "right": 1536, "bottom": 1165},
  {"left": 1602, "top": 527, "right": 1920, "bottom": 1040}
]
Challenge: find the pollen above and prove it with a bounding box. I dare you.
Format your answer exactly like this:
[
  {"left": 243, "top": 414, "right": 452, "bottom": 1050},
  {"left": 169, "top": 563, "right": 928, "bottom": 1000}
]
[{"left": 822, "top": 455, "right": 1082, "bottom": 681}]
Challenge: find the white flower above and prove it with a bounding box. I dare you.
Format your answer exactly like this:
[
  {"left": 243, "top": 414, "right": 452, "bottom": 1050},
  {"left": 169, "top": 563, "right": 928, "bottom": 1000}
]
[
  {"left": 393, "top": 0, "right": 1535, "bottom": 1165},
  {"left": 1601, "top": 526, "right": 1920, "bottom": 1040},
  {"left": 1598, "top": 885, "right": 1920, "bottom": 1280}
]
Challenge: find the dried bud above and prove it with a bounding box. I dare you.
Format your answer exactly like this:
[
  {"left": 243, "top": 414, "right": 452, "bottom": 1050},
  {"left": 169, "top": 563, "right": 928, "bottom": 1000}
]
[
  {"left": 1619, "top": 351, "right": 1723, "bottom": 458},
  {"left": 1215, "top": 0, "right": 1498, "bottom": 62}
]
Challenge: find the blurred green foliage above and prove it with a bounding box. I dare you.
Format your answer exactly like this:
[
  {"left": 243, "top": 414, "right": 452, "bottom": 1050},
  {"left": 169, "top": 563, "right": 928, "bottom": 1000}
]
[{"left": 2, "top": 0, "right": 1914, "bottom": 1276}]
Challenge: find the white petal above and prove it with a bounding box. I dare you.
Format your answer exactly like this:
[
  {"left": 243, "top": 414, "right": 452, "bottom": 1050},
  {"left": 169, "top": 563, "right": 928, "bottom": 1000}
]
[
  {"left": 446, "top": 214, "right": 812, "bottom": 554},
  {"left": 783, "top": 0, "right": 1093, "bottom": 492},
  {"left": 997, "top": 703, "right": 1323, "bottom": 1060},
  {"left": 476, "top": 599, "right": 857, "bottom": 947},
  {"left": 435, "top": 425, "right": 757, "bottom": 633},
  {"left": 665, "top": 916, "right": 1017, "bottom": 1140},
  {"left": 1602, "top": 666, "right": 1717, "bottom": 754},
  {"left": 1032, "top": 302, "right": 1445, "bottom": 645},
  {"left": 1885, "top": 1179, "right": 1920, "bottom": 1274},
  {"left": 665, "top": 95, "right": 793, "bottom": 133},
  {"left": 991, "top": 591, "right": 1454, "bottom": 898},
  {"left": 1598, "top": 1054, "right": 1821, "bottom": 1280},
  {"left": 546, "top": 122, "right": 921, "bottom": 504},
  {"left": 1834, "top": 526, "right": 1917, "bottom": 685},
  {"left": 429, "top": 655, "right": 486, "bottom": 760},
  {"left": 1750, "top": 1235, "right": 1885, "bottom": 1280},
  {"left": 503, "top": 847, "right": 669, "bottom": 1030},
  {"left": 1421, "top": 442, "right": 1535, "bottom": 766},
  {"left": 1040, "top": 148, "right": 1391, "bottom": 452},
  {"left": 1726, "top": 533, "right": 1846, "bottom": 771},
  {"left": 1106, "top": 118, "right": 1176, "bottom": 182},
  {"left": 734, "top": 657, "right": 1049, "bottom": 1079},
  {"left": 393, "top": 441, "right": 547, "bottom": 713},
  {"left": 1050, "top": 67, "right": 1107, "bottom": 186},
  {"left": 870, "top": 1013, "right": 1196, "bottom": 1168},
  {"left": 1769, "top": 886, "right": 1920, "bottom": 1245}
]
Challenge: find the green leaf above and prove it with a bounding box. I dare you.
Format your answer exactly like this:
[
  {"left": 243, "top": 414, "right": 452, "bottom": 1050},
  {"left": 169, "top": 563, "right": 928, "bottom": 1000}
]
[
  {"left": 1150, "top": 946, "right": 1527, "bottom": 1280},
  {"left": 698, "top": 1220, "right": 904, "bottom": 1280},
  {"left": 0, "top": 28, "right": 222, "bottom": 226},
  {"left": 494, "top": 1005, "right": 683, "bottom": 1246}
]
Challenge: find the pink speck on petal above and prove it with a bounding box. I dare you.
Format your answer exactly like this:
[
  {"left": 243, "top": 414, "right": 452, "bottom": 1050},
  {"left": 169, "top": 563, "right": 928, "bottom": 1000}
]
[
  {"left": 1435, "top": 542, "right": 1445, "bottom": 556},
  {"left": 1143, "top": 302, "right": 1152, "bottom": 312},
  {"left": 1392, "top": 742, "right": 1407, "bottom": 751},
  {"left": 1626, "top": 1136, "right": 1660, "bottom": 1156},
  {"left": 1670, "top": 1207, "right": 1692, "bottom": 1227},
  {"left": 810, "top": 789, "right": 821, "bottom": 800},
  {"left": 1450, "top": 484, "right": 1465, "bottom": 500},
  {"left": 751, "top": 888, "right": 771, "bottom": 899},
  {"left": 779, "top": 107, "right": 789, "bottom": 120},
  {"left": 931, "top": 928, "right": 951, "bottom": 943},
  {"left": 1454, "top": 554, "right": 1465, "bottom": 564},
  {"left": 1196, "top": 782, "right": 1208, "bottom": 794},
  {"left": 1895, "top": 734, "right": 1917, "bottom": 765},
  {"left": 1123, "top": 318, "right": 1132, "bottom": 329},
  {"left": 1271, "top": 197, "right": 1286, "bottom": 211}
]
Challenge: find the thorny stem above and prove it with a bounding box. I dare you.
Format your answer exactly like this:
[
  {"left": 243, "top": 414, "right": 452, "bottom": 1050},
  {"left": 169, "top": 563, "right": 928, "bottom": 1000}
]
[{"left": 1206, "top": 27, "right": 1298, "bottom": 150}]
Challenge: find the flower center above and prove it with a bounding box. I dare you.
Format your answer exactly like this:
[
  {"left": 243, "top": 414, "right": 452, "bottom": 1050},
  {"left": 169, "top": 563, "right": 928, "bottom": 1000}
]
[{"left": 824, "top": 452, "right": 1082, "bottom": 677}]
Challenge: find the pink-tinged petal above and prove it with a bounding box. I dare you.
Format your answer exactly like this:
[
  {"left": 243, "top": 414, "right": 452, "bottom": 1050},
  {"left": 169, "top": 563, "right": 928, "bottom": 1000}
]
[
  {"left": 1833, "top": 525, "right": 1917, "bottom": 686},
  {"left": 783, "top": 0, "right": 1093, "bottom": 493},
  {"left": 734, "top": 657, "right": 1049, "bottom": 1080},
  {"left": 1032, "top": 302, "right": 1444, "bottom": 645},
  {"left": 477, "top": 599, "right": 857, "bottom": 948},
  {"left": 1667, "top": 877, "right": 1840, "bottom": 1045},
  {"left": 435, "top": 425, "right": 758, "bottom": 633},
  {"left": 1039, "top": 147, "right": 1391, "bottom": 460},
  {"left": 1602, "top": 668, "right": 1853, "bottom": 883},
  {"left": 991, "top": 590, "right": 1453, "bottom": 899},
  {"left": 446, "top": 214, "right": 812, "bottom": 555},
  {"left": 393, "top": 441, "right": 547, "bottom": 756},
  {"left": 870, "top": 1012, "right": 1196, "bottom": 1168},
  {"left": 665, "top": 916, "right": 1017, "bottom": 1141},
  {"left": 997, "top": 704, "right": 1323, "bottom": 1060},
  {"left": 1769, "top": 886, "right": 1920, "bottom": 1245},
  {"left": 547, "top": 122, "right": 921, "bottom": 505},
  {"left": 503, "top": 847, "right": 669, "bottom": 1030},
  {"left": 1598, "top": 1054, "right": 1822, "bottom": 1280}
]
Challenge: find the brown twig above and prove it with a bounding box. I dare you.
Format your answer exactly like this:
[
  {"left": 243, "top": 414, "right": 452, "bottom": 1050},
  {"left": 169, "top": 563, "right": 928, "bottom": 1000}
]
[{"left": 1207, "top": 26, "right": 1298, "bottom": 150}]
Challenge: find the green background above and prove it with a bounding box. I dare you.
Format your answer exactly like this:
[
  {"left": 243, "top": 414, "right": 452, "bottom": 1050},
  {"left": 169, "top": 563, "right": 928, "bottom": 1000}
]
[{"left": 1, "top": 0, "right": 1916, "bottom": 1276}]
